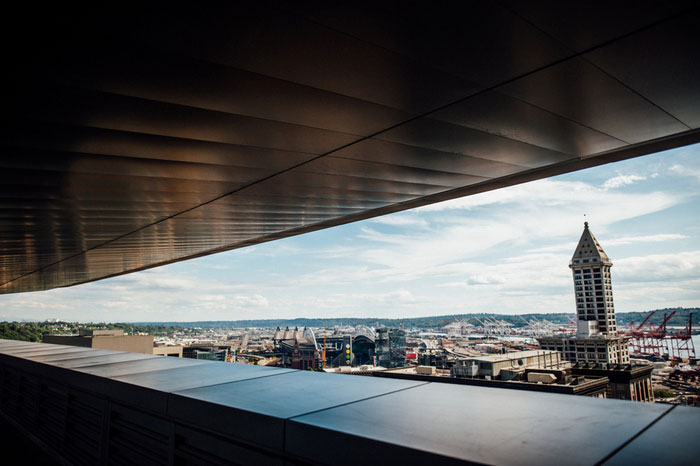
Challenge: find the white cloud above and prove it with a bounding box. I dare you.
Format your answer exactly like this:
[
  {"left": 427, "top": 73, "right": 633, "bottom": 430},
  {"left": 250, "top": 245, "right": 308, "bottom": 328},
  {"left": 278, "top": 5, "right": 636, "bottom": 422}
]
[
  {"left": 347, "top": 178, "right": 682, "bottom": 286},
  {"left": 416, "top": 179, "right": 676, "bottom": 221},
  {"left": 614, "top": 251, "right": 700, "bottom": 283},
  {"left": 370, "top": 215, "right": 428, "bottom": 228},
  {"left": 232, "top": 294, "right": 269, "bottom": 307},
  {"left": 670, "top": 163, "right": 700, "bottom": 181},
  {"left": 464, "top": 274, "right": 506, "bottom": 286},
  {"left": 602, "top": 174, "right": 646, "bottom": 189},
  {"left": 526, "top": 234, "right": 688, "bottom": 254},
  {"left": 604, "top": 234, "right": 689, "bottom": 246}
]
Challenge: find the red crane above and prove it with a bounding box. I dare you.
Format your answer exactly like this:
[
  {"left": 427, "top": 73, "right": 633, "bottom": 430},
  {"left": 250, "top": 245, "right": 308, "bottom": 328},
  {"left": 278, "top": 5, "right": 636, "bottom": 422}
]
[
  {"left": 648, "top": 311, "right": 676, "bottom": 356},
  {"left": 667, "top": 313, "right": 696, "bottom": 361},
  {"left": 627, "top": 311, "right": 655, "bottom": 354},
  {"left": 630, "top": 311, "right": 697, "bottom": 360},
  {"left": 636, "top": 311, "right": 675, "bottom": 357}
]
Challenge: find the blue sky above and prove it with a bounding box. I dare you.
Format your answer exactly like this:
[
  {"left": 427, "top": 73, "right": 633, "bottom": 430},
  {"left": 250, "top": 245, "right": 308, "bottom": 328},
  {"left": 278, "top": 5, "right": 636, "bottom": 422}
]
[{"left": 1, "top": 144, "right": 699, "bottom": 322}]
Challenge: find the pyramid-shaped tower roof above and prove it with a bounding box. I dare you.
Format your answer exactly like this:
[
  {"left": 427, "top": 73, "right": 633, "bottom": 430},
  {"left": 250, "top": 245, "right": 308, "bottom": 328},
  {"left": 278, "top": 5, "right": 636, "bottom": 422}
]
[{"left": 571, "top": 222, "right": 610, "bottom": 264}]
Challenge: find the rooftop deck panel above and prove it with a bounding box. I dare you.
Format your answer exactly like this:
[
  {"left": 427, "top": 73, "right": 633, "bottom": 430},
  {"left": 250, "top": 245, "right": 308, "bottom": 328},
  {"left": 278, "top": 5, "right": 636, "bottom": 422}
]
[
  {"left": 71, "top": 353, "right": 211, "bottom": 377},
  {"left": 50, "top": 351, "right": 155, "bottom": 368},
  {"left": 169, "top": 370, "right": 426, "bottom": 450},
  {"left": 602, "top": 405, "right": 700, "bottom": 466},
  {"left": 0, "top": 339, "right": 690, "bottom": 465},
  {"left": 287, "top": 381, "right": 672, "bottom": 466},
  {"left": 113, "top": 362, "right": 296, "bottom": 393}
]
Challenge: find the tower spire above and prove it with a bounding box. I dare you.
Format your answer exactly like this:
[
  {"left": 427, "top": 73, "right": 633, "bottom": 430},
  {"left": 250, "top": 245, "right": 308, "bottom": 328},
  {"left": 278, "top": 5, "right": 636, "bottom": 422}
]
[
  {"left": 571, "top": 222, "right": 610, "bottom": 264},
  {"left": 538, "top": 224, "right": 630, "bottom": 365}
]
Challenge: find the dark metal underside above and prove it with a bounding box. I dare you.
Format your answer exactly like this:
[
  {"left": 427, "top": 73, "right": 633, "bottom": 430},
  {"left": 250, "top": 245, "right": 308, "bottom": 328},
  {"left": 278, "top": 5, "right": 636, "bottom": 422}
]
[
  {"left": 2, "top": 2, "right": 700, "bottom": 293},
  {"left": 1, "top": 339, "right": 697, "bottom": 465}
]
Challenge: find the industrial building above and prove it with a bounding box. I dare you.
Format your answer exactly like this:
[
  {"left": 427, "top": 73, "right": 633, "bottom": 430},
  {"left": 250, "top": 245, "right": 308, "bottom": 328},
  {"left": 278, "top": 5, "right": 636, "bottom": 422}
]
[
  {"left": 377, "top": 363, "right": 610, "bottom": 398},
  {"left": 451, "top": 350, "right": 563, "bottom": 380},
  {"left": 273, "top": 327, "right": 320, "bottom": 370},
  {"left": 43, "top": 329, "right": 154, "bottom": 354},
  {"left": 43, "top": 329, "right": 183, "bottom": 357},
  {"left": 182, "top": 345, "right": 230, "bottom": 362},
  {"left": 273, "top": 326, "right": 378, "bottom": 368}
]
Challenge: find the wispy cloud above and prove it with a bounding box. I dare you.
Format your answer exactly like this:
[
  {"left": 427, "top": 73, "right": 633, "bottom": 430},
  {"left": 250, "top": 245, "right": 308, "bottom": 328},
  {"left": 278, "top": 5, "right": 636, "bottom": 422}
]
[
  {"left": 604, "top": 234, "right": 689, "bottom": 246},
  {"left": 370, "top": 215, "right": 429, "bottom": 228},
  {"left": 602, "top": 174, "right": 646, "bottom": 189},
  {"left": 615, "top": 251, "right": 700, "bottom": 283}
]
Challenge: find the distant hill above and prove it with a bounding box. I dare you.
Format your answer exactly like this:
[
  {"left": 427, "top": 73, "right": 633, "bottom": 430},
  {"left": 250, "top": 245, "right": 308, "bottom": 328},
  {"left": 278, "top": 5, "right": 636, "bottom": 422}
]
[
  {"left": 614, "top": 307, "right": 698, "bottom": 327},
  {"left": 137, "top": 313, "right": 571, "bottom": 329},
  {"left": 137, "top": 308, "right": 699, "bottom": 329}
]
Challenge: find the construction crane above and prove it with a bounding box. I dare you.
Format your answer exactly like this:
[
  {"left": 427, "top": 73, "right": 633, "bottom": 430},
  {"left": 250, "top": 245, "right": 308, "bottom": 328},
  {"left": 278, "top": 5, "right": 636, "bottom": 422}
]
[
  {"left": 645, "top": 311, "right": 676, "bottom": 357},
  {"left": 667, "top": 313, "right": 696, "bottom": 361},
  {"left": 627, "top": 311, "right": 656, "bottom": 354},
  {"left": 627, "top": 310, "right": 656, "bottom": 335}
]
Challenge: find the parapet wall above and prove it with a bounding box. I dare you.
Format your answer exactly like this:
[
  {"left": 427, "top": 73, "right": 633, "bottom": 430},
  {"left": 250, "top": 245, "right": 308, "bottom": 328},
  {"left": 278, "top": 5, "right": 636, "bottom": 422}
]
[{"left": 0, "top": 339, "right": 695, "bottom": 465}]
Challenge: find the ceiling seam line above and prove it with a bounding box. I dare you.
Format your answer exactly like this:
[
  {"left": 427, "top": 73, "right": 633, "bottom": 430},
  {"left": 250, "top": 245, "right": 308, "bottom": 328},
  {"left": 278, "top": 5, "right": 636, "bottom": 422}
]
[
  {"left": 485, "top": 91, "right": 631, "bottom": 145},
  {"left": 501, "top": 2, "right": 697, "bottom": 130},
  {"left": 330, "top": 152, "right": 528, "bottom": 171},
  {"left": 581, "top": 57, "right": 692, "bottom": 130},
  {"left": 286, "top": 382, "right": 431, "bottom": 421},
  {"left": 593, "top": 405, "right": 676, "bottom": 466},
  {"left": 298, "top": 0, "right": 694, "bottom": 137},
  {"left": 13, "top": 81, "right": 583, "bottom": 161},
  {"left": 292, "top": 155, "right": 502, "bottom": 180}
]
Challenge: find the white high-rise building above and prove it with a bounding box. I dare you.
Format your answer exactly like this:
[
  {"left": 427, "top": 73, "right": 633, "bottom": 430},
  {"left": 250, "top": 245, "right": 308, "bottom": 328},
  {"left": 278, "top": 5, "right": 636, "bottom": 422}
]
[{"left": 539, "top": 223, "right": 630, "bottom": 364}]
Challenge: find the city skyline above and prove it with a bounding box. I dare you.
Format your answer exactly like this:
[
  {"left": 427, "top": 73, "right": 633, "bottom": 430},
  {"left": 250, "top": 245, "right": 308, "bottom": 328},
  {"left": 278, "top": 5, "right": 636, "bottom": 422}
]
[{"left": 1, "top": 143, "right": 698, "bottom": 322}]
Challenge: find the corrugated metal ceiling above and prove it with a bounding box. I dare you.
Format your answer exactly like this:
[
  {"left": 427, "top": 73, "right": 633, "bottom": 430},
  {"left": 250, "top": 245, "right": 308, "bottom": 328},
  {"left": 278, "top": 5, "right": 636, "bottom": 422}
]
[{"left": 1, "top": 2, "right": 699, "bottom": 293}]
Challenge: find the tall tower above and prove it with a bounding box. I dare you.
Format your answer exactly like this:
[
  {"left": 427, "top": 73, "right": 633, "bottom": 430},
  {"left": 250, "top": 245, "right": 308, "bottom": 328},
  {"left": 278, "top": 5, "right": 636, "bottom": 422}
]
[
  {"left": 570, "top": 222, "right": 617, "bottom": 337},
  {"left": 538, "top": 223, "right": 629, "bottom": 365}
]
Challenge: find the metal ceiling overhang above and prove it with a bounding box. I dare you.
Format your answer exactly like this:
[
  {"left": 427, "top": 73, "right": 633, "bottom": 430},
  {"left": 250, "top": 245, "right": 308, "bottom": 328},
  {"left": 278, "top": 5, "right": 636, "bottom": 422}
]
[{"left": 2, "top": 1, "right": 699, "bottom": 294}]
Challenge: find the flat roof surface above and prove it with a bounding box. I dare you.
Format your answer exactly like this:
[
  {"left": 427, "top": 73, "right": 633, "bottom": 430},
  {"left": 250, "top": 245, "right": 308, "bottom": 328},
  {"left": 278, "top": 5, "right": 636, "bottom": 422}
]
[{"left": 464, "top": 349, "right": 559, "bottom": 363}]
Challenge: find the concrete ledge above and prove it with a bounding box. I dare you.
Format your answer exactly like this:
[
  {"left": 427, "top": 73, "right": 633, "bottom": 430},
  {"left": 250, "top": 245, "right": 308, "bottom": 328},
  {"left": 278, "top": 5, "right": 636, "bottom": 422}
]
[{"left": 0, "top": 339, "right": 696, "bottom": 465}]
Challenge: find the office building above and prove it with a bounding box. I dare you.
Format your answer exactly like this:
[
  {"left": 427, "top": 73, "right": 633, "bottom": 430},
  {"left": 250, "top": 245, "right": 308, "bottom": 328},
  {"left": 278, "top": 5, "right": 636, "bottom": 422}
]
[
  {"left": 539, "top": 223, "right": 630, "bottom": 364},
  {"left": 43, "top": 329, "right": 154, "bottom": 354},
  {"left": 375, "top": 328, "right": 407, "bottom": 368}
]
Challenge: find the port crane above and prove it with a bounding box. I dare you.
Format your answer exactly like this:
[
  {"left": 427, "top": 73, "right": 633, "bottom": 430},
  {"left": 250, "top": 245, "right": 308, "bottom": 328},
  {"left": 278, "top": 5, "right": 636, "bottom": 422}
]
[
  {"left": 641, "top": 311, "right": 676, "bottom": 357},
  {"left": 667, "top": 313, "right": 696, "bottom": 361},
  {"left": 628, "top": 311, "right": 696, "bottom": 360},
  {"left": 626, "top": 311, "right": 656, "bottom": 353}
]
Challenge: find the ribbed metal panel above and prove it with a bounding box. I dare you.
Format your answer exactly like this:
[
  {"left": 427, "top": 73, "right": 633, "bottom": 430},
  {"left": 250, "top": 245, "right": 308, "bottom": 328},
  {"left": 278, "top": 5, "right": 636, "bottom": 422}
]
[
  {"left": 1, "top": 3, "right": 699, "bottom": 294},
  {"left": 108, "top": 405, "right": 170, "bottom": 466}
]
